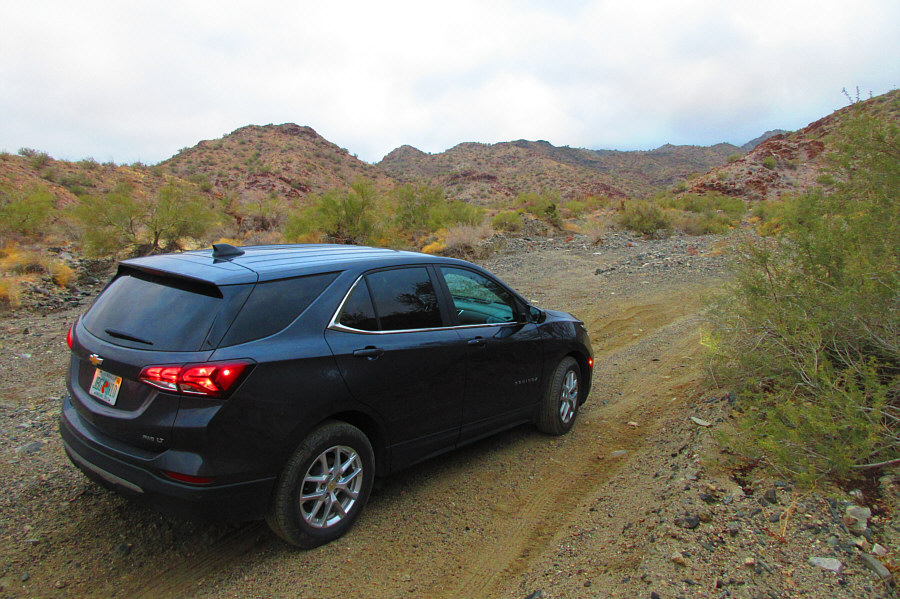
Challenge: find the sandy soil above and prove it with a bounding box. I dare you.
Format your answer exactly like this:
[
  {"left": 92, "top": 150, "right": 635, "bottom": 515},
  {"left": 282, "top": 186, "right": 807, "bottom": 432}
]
[{"left": 0, "top": 233, "right": 895, "bottom": 599}]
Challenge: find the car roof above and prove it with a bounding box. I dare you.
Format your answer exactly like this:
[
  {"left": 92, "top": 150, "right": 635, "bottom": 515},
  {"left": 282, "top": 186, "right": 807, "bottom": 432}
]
[{"left": 120, "top": 244, "right": 467, "bottom": 285}]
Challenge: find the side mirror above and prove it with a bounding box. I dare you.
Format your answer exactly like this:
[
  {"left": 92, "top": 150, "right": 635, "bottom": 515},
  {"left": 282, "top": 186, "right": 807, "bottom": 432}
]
[{"left": 527, "top": 305, "right": 544, "bottom": 323}]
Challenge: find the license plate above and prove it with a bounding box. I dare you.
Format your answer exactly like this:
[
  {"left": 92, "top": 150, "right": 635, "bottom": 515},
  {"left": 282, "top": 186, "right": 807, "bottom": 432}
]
[{"left": 89, "top": 369, "right": 122, "bottom": 405}]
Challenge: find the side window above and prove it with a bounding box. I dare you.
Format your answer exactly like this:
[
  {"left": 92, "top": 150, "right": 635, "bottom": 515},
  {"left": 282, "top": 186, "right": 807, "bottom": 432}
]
[
  {"left": 222, "top": 273, "right": 338, "bottom": 346},
  {"left": 339, "top": 279, "right": 379, "bottom": 331},
  {"left": 440, "top": 267, "right": 516, "bottom": 326},
  {"left": 366, "top": 267, "right": 442, "bottom": 331}
]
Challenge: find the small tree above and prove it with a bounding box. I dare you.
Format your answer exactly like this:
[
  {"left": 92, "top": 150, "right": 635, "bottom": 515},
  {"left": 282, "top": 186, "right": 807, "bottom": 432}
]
[{"left": 0, "top": 184, "right": 56, "bottom": 240}]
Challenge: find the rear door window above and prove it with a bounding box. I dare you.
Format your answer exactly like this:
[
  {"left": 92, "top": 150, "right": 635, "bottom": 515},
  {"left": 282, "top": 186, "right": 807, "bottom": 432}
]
[{"left": 337, "top": 267, "right": 443, "bottom": 331}]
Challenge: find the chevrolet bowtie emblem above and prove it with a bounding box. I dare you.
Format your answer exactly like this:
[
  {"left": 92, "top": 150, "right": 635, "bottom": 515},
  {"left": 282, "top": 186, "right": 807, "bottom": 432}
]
[{"left": 89, "top": 354, "right": 103, "bottom": 367}]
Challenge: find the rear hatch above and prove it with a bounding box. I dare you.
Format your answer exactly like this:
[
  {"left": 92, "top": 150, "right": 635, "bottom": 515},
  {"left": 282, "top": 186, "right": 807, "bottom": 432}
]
[{"left": 68, "top": 266, "right": 252, "bottom": 451}]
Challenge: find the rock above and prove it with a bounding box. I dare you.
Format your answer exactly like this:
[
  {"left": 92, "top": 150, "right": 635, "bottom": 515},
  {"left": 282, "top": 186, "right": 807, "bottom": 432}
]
[
  {"left": 15, "top": 441, "right": 43, "bottom": 456},
  {"left": 675, "top": 514, "right": 700, "bottom": 529},
  {"left": 809, "top": 557, "right": 843, "bottom": 573},
  {"left": 114, "top": 543, "right": 132, "bottom": 556},
  {"left": 872, "top": 543, "right": 888, "bottom": 557},
  {"left": 611, "top": 450, "right": 628, "bottom": 457},
  {"left": 843, "top": 505, "right": 871, "bottom": 534},
  {"left": 627, "top": 421, "right": 639, "bottom": 427},
  {"left": 670, "top": 551, "right": 687, "bottom": 566},
  {"left": 743, "top": 556, "right": 756, "bottom": 568},
  {"left": 690, "top": 417, "right": 712, "bottom": 427},
  {"left": 859, "top": 554, "right": 893, "bottom": 582},
  {"left": 523, "top": 591, "right": 543, "bottom": 599},
  {"left": 763, "top": 488, "right": 778, "bottom": 504}
]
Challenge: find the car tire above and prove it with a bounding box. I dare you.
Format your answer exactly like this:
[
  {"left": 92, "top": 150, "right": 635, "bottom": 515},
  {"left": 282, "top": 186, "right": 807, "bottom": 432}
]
[
  {"left": 266, "top": 420, "right": 374, "bottom": 548},
  {"left": 535, "top": 357, "right": 581, "bottom": 435}
]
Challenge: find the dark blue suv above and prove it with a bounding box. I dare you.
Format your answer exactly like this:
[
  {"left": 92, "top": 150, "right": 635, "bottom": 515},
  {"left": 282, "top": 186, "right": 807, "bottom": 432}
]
[{"left": 61, "top": 244, "right": 593, "bottom": 547}]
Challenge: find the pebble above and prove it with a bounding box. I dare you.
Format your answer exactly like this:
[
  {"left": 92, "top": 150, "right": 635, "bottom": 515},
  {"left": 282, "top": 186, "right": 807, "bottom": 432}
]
[
  {"left": 690, "top": 417, "right": 712, "bottom": 427},
  {"left": 670, "top": 551, "right": 687, "bottom": 566}
]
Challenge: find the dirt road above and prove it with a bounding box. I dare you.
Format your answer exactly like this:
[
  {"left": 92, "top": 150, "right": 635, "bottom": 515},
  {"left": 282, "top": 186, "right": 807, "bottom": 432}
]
[{"left": 6, "top": 234, "right": 889, "bottom": 599}]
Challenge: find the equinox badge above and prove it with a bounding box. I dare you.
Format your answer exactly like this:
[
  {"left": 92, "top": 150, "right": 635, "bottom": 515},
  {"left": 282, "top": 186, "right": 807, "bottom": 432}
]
[{"left": 89, "top": 354, "right": 103, "bottom": 367}]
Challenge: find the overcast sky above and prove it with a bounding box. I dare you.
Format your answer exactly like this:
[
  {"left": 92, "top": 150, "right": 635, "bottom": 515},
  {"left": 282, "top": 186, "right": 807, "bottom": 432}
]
[{"left": 1, "top": 1, "right": 897, "bottom": 165}]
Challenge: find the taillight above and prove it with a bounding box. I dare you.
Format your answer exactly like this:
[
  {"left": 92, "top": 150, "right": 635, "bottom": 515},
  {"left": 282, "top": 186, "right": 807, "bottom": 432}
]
[
  {"left": 66, "top": 325, "right": 73, "bottom": 349},
  {"left": 139, "top": 361, "right": 253, "bottom": 398},
  {"left": 588, "top": 357, "right": 593, "bottom": 370}
]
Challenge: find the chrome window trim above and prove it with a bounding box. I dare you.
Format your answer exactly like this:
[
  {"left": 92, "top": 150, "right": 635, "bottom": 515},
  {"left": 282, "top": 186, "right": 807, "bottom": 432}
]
[{"left": 328, "top": 274, "right": 521, "bottom": 335}]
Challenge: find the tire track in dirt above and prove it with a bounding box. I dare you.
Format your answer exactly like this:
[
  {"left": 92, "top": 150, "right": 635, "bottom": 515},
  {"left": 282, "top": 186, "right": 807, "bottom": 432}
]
[
  {"left": 426, "top": 288, "right": 714, "bottom": 599},
  {"left": 129, "top": 523, "right": 268, "bottom": 599}
]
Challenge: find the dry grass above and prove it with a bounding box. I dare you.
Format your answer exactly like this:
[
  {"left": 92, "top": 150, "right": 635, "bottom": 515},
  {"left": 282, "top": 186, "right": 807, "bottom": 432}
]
[{"left": 50, "top": 262, "right": 75, "bottom": 288}]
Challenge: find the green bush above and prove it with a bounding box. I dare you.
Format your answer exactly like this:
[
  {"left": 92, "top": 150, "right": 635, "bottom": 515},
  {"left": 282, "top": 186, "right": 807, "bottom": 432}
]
[
  {"left": 285, "top": 180, "right": 378, "bottom": 245},
  {"left": 516, "top": 191, "right": 561, "bottom": 226},
  {"left": 0, "top": 184, "right": 56, "bottom": 238},
  {"left": 491, "top": 210, "right": 522, "bottom": 232},
  {"left": 709, "top": 102, "right": 900, "bottom": 481},
  {"left": 617, "top": 201, "right": 672, "bottom": 237},
  {"left": 72, "top": 180, "right": 216, "bottom": 255},
  {"left": 761, "top": 155, "right": 777, "bottom": 170}
]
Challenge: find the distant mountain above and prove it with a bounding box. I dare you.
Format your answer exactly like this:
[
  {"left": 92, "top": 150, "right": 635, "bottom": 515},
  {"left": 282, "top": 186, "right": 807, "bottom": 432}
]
[
  {"left": 379, "top": 138, "right": 746, "bottom": 203},
  {"left": 741, "top": 130, "right": 788, "bottom": 152},
  {"left": 161, "top": 123, "right": 394, "bottom": 204},
  {"left": 688, "top": 90, "right": 899, "bottom": 201}
]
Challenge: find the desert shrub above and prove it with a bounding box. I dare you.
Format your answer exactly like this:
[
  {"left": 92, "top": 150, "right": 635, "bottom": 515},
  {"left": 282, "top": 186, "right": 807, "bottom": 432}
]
[
  {"left": 50, "top": 262, "right": 75, "bottom": 287},
  {"left": 617, "top": 201, "right": 672, "bottom": 237},
  {"left": 582, "top": 216, "right": 614, "bottom": 244},
  {"left": 419, "top": 223, "right": 495, "bottom": 258},
  {"left": 727, "top": 153, "right": 742, "bottom": 163},
  {"left": 72, "top": 179, "right": 216, "bottom": 256},
  {"left": 709, "top": 102, "right": 900, "bottom": 481},
  {"left": 563, "top": 199, "right": 586, "bottom": 218},
  {"left": 672, "top": 212, "right": 727, "bottom": 235},
  {"left": 491, "top": 210, "right": 522, "bottom": 232},
  {"left": 0, "top": 246, "right": 46, "bottom": 274},
  {"left": 749, "top": 200, "right": 785, "bottom": 236},
  {"left": 761, "top": 155, "right": 777, "bottom": 170},
  {"left": 59, "top": 172, "right": 95, "bottom": 195},
  {"left": 516, "top": 192, "right": 561, "bottom": 226},
  {"left": 189, "top": 173, "right": 213, "bottom": 192},
  {"left": 663, "top": 192, "right": 746, "bottom": 220},
  {"left": 285, "top": 180, "right": 378, "bottom": 245},
  {"left": 0, "top": 184, "right": 56, "bottom": 239}
]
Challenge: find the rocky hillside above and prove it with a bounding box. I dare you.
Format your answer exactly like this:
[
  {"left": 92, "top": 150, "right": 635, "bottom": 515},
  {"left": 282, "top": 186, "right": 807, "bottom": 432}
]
[
  {"left": 378, "top": 137, "right": 764, "bottom": 204},
  {"left": 688, "top": 90, "right": 900, "bottom": 201},
  {"left": 0, "top": 152, "right": 178, "bottom": 211},
  {"left": 161, "top": 123, "right": 394, "bottom": 205}
]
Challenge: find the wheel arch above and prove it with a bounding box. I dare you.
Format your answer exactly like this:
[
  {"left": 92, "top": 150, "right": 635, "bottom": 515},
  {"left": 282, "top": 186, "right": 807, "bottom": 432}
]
[
  {"left": 319, "top": 410, "right": 389, "bottom": 477},
  {"left": 566, "top": 350, "right": 593, "bottom": 404}
]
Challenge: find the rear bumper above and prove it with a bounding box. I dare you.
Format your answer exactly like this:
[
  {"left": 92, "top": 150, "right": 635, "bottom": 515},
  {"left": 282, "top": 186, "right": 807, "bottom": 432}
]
[{"left": 60, "top": 394, "right": 275, "bottom": 522}]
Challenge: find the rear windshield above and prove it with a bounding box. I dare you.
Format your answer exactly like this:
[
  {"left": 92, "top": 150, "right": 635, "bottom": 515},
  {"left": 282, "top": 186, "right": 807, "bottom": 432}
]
[{"left": 83, "top": 271, "right": 224, "bottom": 351}]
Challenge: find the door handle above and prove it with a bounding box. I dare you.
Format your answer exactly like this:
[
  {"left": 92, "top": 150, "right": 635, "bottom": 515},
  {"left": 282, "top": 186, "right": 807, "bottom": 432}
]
[
  {"left": 353, "top": 347, "right": 384, "bottom": 359},
  {"left": 467, "top": 337, "right": 486, "bottom": 347}
]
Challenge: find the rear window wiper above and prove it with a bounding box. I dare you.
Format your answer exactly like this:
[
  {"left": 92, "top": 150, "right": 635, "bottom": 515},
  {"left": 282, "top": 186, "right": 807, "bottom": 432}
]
[{"left": 105, "top": 328, "right": 154, "bottom": 345}]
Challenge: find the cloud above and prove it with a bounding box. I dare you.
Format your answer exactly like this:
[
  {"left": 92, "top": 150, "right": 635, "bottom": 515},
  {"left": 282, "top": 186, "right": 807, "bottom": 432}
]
[{"left": 1, "top": 0, "right": 897, "bottom": 164}]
